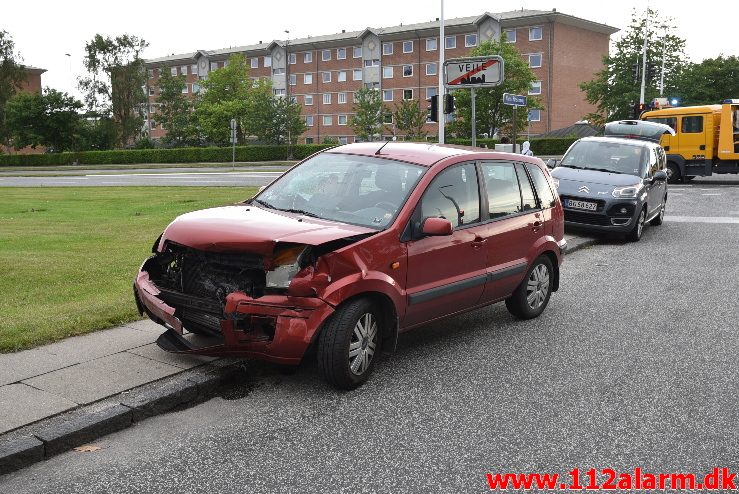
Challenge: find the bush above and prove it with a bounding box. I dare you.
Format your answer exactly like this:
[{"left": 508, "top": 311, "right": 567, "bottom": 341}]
[{"left": 0, "top": 144, "right": 334, "bottom": 167}]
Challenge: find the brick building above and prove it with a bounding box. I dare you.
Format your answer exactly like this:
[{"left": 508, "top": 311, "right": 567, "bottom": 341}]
[
  {"left": 144, "top": 9, "right": 617, "bottom": 143},
  {"left": 1, "top": 65, "right": 46, "bottom": 155}
]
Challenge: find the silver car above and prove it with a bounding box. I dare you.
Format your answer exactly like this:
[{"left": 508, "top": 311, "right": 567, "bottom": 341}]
[{"left": 550, "top": 120, "right": 674, "bottom": 241}]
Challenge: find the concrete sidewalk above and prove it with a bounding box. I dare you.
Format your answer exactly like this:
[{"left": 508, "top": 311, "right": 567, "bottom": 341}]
[{"left": 0, "top": 231, "right": 597, "bottom": 473}]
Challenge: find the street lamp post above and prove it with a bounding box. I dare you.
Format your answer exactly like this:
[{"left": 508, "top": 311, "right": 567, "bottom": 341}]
[{"left": 285, "top": 29, "right": 293, "bottom": 158}]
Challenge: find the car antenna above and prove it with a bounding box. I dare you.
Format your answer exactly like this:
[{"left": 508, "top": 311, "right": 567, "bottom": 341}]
[{"left": 375, "top": 140, "right": 391, "bottom": 155}]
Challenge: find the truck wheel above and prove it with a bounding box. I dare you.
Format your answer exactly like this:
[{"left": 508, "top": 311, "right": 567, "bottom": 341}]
[
  {"left": 666, "top": 163, "right": 682, "bottom": 184},
  {"left": 627, "top": 207, "right": 647, "bottom": 242},
  {"left": 505, "top": 256, "right": 554, "bottom": 320},
  {"left": 317, "top": 298, "right": 380, "bottom": 390}
]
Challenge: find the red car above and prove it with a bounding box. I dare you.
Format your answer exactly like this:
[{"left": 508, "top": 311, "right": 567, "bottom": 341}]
[{"left": 134, "top": 143, "right": 565, "bottom": 389}]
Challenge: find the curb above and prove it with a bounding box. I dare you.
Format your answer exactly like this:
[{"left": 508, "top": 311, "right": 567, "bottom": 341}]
[
  {"left": 0, "top": 360, "right": 242, "bottom": 475},
  {"left": 565, "top": 236, "right": 599, "bottom": 255}
]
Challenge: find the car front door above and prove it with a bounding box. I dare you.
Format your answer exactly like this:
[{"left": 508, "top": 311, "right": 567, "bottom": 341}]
[
  {"left": 403, "top": 162, "right": 487, "bottom": 328},
  {"left": 645, "top": 146, "right": 663, "bottom": 216}
]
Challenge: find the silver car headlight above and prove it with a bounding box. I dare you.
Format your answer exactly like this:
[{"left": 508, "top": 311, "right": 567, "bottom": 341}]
[
  {"left": 612, "top": 184, "right": 641, "bottom": 198},
  {"left": 266, "top": 246, "right": 307, "bottom": 289}
]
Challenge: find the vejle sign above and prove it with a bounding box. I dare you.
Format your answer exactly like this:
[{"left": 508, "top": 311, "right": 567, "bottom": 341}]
[{"left": 444, "top": 56, "right": 504, "bottom": 89}]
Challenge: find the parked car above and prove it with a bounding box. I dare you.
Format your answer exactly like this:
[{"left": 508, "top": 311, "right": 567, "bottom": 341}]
[
  {"left": 550, "top": 120, "right": 674, "bottom": 241},
  {"left": 133, "top": 143, "right": 566, "bottom": 389}
]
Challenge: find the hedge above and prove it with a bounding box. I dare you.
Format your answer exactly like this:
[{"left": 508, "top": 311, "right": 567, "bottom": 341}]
[
  {"left": 446, "top": 137, "right": 578, "bottom": 156},
  {"left": 0, "top": 144, "right": 334, "bottom": 167}
]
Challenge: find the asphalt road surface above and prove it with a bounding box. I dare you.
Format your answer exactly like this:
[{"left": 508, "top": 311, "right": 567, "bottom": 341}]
[{"left": 1, "top": 183, "right": 738, "bottom": 493}]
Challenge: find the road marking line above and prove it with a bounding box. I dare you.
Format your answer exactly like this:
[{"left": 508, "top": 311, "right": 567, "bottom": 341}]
[
  {"left": 701, "top": 193, "right": 721, "bottom": 196},
  {"left": 665, "top": 216, "right": 739, "bottom": 224}
]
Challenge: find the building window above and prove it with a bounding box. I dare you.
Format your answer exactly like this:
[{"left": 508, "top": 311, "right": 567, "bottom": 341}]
[
  {"left": 426, "top": 38, "right": 437, "bottom": 51},
  {"left": 382, "top": 113, "right": 393, "bottom": 124},
  {"left": 338, "top": 92, "right": 347, "bottom": 104},
  {"left": 182, "top": 84, "right": 188, "bottom": 94},
  {"left": 338, "top": 115, "right": 348, "bottom": 125},
  {"left": 273, "top": 68, "right": 285, "bottom": 75},
  {"left": 147, "top": 69, "right": 154, "bottom": 78},
  {"left": 149, "top": 87, "right": 156, "bottom": 96},
  {"left": 529, "top": 26, "right": 543, "bottom": 41},
  {"left": 192, "top": 83, "right": 200, "bottom": 93},
  {"left": 382, "top": 66, "right": 393, "bottom": 79},
  {"left": 305, "top": 137, "right": 314, "bottom": 144},
  {"left": 382, "top": 42, "right": 393, "bottom": 55},
  {"left": 190, "top": 64, "right": 197, "bottom": 75},
  {"left": 426, "top": 63, "right": 437, "bottom": 76},
  {"left": 529, "top": 80, "right": 542, "bottom": 95},
  {"left": 338, "top": 70, "right": 347, "bottom": 82},
  {"left": 529, "top": 53, "right": 542, "bottom": 68},
  {"left": 264, "top": 56, "right": 272, "bottom": 67},
  {"left": 322, "top": 115, "right": 332, "bottom": 126},
  {"left": 304, "top": 52, "right": 312, "bottom": 63},
  {"left": 304, "top": 73, "right": 313, "bottom": 84},
  {"left": 323, "top": 93, "right": 331, "bottom": 104},
  {"left": 337, "top": 47, "right": 346, "bottom": 60},
  {"left": 211, "top": 62, "right": 220, "bottom": 71},
  {"left": 504, "top": 29, "right": 516, "bottom": 43},
  {"left": 306, "top": 115, "right": 314, "bottom": 127},
  {"left": 403, "top": 65, "right": 413, "bottom": 77},
  {"left": 304, "top": 94, "right": 313, "bottom": 105},
  {"left": 273, "top": 88, "right": 286, "bottom": 96},
  {"left": 251, "top": 58, "right": 259, "bottom": 68},
  {"left": 290, "top": 96, "right": 297, "bottom": 104},
  {"left": 338, "top": 136, "right": 348, "bottom": 145},
  {"left": 353, "top": 69, "right": 362, "bottom": 81},
  {"left": 353, "top": 46, "right": 362, "bottom": 58},
  {"left": 445, "top": 36, "right": 456, "bottom": 49},
  {"left": 322, "top": 71, "right": 331, "bottom": 83},
  {"left": 403, "top": 41, "right": 413, "bottom": 53},
  {"left": 528, "top": 109, "right": 541, "bottom": 122},
  {"left": 179, "top": 66, "right": 187, "bottom": 75},
  {"left": 289, "top": 74, "right": 297, "bottom": 85},
  {"left": 364, "top": 59, "right": 380, "bottom": 67},
  {"left": 322, "top": 49, "right": 331, "bottom": 61},
  {"left": 465, "top": 34, "right": 478, "bottom": 47},
  {"left": 149, "top": 104, "right": 155, "bottom": 114},
  {"left": 288, "top": 53, "right": 296, "bottom": 65},
  {"left": 171, "top": 67, "right": 178, "bottom": 76},
  {"left": 365, "top": 81, "right": 379, "bottom": 89},
  {"left": 383, "top": 89, "right": 393, "bottom": 101},
  {"left": 403, "top": 89, "right": 413, "bottom": 100},
  {"left": 426, "top": 87, "right": 438, "bottom": 99}
]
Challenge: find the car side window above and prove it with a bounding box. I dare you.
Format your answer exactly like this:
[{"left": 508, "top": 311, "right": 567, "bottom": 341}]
[
  {"left": 526, "top": 164, "right": 556, "bottom": 209},
  {"left": 515, "top": 163, "right": 537, "bottom": 211},
  {"left": 681, "top": 116, "right": 703, "bottom": 133},
  {"left": 647, "top": 148, "right": 659, "bottom": 177},
  {"left": 419, "top": 163, "right": 480, "bottom": 228},
  {"left": 481, "top": 162, "right": 522, "bottom": 218}
]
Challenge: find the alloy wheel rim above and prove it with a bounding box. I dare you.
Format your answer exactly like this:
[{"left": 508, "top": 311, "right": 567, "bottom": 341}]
[
  {"left": 638, "top": 210, "right": 645, "bottom": 237},
  {"left": 526, "top": 264, "right": 550, "bottom": 310},
  {"left": 349, "top": 313, "right": 377, "bottom": 376}
]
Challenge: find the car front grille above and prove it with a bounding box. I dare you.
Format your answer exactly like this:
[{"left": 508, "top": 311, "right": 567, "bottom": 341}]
[{"left": 564, "top": 210, "right": 612, "bottom": 226}]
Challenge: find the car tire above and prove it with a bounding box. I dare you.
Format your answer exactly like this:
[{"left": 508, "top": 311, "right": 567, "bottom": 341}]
[
  {"left": 505, "top": 256, "right": 554, "bottom": 320},
  {"left": 317, "top": 298, "right": 380, "bottom": 390},
  {"left": 649, "top": 196, "right": 666, "bottom": 226},
  {"left": 666, "top": 163, "right": 682, "bottom": 184},
  {"left": 628, "top": 207, "right": 647, "bottom": 241}
]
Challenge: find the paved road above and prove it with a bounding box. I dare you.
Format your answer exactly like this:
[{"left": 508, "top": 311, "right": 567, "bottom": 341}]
[{"left": 1, "top": 185, "right": 738, "bottom": 493}]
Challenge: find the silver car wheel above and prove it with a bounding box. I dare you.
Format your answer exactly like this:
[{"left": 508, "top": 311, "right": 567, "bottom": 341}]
[
  {"left": 526, "top": 264, "right": 550, "bottom": 310},
  {"left": 348, "top": 313, "right": 377, "bottom": 376},
  {"left": 637, "top": 209, "right": 645, "bottom": 237}
]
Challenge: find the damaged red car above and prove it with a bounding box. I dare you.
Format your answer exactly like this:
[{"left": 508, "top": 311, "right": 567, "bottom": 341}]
[{"left": 134, "top": 143, "right": 566, "bottom": 389}]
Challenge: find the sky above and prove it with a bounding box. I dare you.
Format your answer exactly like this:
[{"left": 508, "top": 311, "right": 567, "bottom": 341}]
[{"left": 3, "top": 0, "right": 735, "bottom": 100}]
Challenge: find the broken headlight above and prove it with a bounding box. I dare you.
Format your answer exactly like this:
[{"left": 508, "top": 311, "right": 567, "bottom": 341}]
[{"left": 266, "top": 246, "right": 308, "bottom": 289}]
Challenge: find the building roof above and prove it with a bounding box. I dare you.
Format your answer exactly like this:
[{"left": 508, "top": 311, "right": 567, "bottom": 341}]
[
  {"left": 535, "top": 122, "right": 602, "bottom": 139},
  {"left": 145, "top": 10, "right": 618, "bottom": 66},
  {"left": 21, "top": 65, "right": 47, "bottom": 74}
]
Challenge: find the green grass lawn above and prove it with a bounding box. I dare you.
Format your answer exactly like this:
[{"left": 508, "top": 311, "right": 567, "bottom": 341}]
[{"left": 0, "top": 186, "right": 256, "bottom": 352}]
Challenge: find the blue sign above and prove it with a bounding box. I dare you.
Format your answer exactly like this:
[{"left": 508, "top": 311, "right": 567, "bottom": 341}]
[{"left": 503, "top": 93, "right": 527, "bottom": 106}]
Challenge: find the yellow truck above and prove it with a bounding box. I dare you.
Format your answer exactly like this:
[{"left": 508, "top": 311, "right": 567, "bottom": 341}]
[{"left": 641, "top": 100, "right": 739, "bottom": 183}]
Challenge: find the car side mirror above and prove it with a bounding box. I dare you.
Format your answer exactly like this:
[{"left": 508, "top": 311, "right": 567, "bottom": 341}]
[
  {"left": 421, "top": 217, "right": 453, "bottom": 236},
  {"left": 545, "top": 159, "right": 557, "bottom": 169},
  {"left": 654, "top": 170, "right": 668, "bottom": 182}
]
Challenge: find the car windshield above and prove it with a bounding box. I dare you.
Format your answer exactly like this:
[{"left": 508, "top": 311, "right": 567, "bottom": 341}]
[
  {"left": 254, "top": 152, "right": 425, "bottom": 229},
  {"left": 560, "top": 140, "right": 648, "bottom": 176}
]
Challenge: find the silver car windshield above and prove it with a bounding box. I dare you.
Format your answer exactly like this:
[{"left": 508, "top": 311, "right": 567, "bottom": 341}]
[
  {"left": 254, "top": 153, "right": 425, "bottom": 229},
  {"left": 560, "top": 140, "right": 648, "bottom": 176}
]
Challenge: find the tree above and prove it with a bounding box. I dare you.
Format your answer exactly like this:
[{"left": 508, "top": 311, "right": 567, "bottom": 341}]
[
  {"left": 250, "top": 96, "right": 307, "bottom": 145},
  {"left": 391, "top": 99, "right": 428, "bottom": 140},
  {"left": 580, "top": 8, "right": 687, "bottom": 125},
  {"left": 0, "top": 30, "right": 26, "bottom": 149},
  {"left": 195, "top": 53, "right": 267, "bottom": 145},
  {"left": 5, "top": 88, "right": 84, "bottom": 152},
  {"left": 448, "top": 37, "right": 542, "bottom": 139},
  {"left": 156, "top": 69, "right": 197, "bottom": 146},
  {"left": 78, "top": 34, "right": 148, "bottom": 147},
  {"left": 669, "top": 56, "right": 739, "bottom": 105},
  {"left": 350, "top": 87, "right": 387, "bottom": 141}
]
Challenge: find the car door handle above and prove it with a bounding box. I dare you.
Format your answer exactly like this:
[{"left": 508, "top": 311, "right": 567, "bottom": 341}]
[
  {"left": 530, "top": 221, "right": 542, "bottom": 232},
  {"left": 471, "top": 236, "right": 487, "bottom": 249}
]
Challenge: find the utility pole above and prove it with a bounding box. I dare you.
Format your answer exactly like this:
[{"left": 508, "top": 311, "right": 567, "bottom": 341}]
[
  {"left": 285, "top": 29, "right": 293, "bottom": 159},
  {"left": 438, "top": 0, "right": 445, "bottom": 144},
  {"left": 639, "top": 16, "right": 648, "bottom": 105},
  {"left": 659, "top": 24, "right": 667, "bottom": 96}
]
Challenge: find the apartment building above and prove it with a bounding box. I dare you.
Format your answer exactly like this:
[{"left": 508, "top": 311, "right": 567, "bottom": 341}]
[
  {"left": 1, "top": 65, "right": 46, "bottom": 155},
  {"left": 144, "top": 9, "right": 618, "bottom": 143}
]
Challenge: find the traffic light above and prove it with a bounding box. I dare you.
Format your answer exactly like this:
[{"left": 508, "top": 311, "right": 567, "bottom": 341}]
[
  {"left": 647, "top": 62, "right": 659, "bottom": 82},
  {"left": 427, "top": 95, "right": 439, "bottom": 122},
  {"left": 631, "top": 63, "right": 640, "bottom": 83},
  {"left": 632, "top": 102, "right": 647, "bottom": 119},
  {"left": 444, "top": 94, "right": 455, "bottom": 114}
]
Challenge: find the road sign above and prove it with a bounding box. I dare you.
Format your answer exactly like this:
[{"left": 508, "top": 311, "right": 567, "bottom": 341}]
[
  {"left": 230, "top": 118, "right": 237, "bottom": 130},
  {"left": 503, "top": 93, "right": 527, "bottom": 106},
  {"left": 444, "top": 56, "right": 504, "bottom": 89}
]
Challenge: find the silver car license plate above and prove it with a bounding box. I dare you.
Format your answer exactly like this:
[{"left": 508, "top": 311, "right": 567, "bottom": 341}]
[{"left": 566, "top": 199, "right": 597, "bottom": 211}]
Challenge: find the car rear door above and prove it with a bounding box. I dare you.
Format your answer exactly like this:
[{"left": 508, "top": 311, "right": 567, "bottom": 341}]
[{"left": 403, "top": 162, "right": 487, "bottom": 327}]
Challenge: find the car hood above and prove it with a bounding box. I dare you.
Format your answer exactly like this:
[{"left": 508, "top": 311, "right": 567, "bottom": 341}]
[
  {"left": 160, "top": 205, "right": 376, "bottom": 256},
  {"left": 552, "top": 166, "right": 641, "bottom": 187}
]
